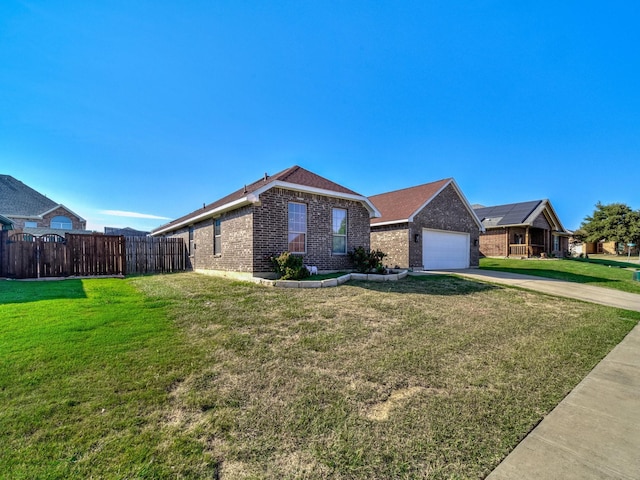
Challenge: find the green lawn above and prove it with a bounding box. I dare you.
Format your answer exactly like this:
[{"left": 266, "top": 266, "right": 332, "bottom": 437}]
[
  {"left": 480, "top": 257, "right": 640, "bottom": 294},
  {"left": 1, "top": 274, "right": 638, "bottom": 478}
]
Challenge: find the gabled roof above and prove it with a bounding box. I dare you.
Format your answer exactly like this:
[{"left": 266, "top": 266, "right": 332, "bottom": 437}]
[
  {"left": 0, "top": 175, "right": 86, "bottom": 222},
  {"left": 474, "top": 199, "right": 567, "bottom": 232},
  {"left": 369, "top": 178, "right": 484, "bottom": 230},
  {"left": 152, "top": 165, "right": 380, "bottom": 236},
  {"left": 0, "top": 174, "right": 58, "bottom": 216}
]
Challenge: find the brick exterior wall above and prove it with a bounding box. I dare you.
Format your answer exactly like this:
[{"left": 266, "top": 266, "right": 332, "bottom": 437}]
[
  {"left": 478, "top": 228, "right": 508, "bottom": 257},
  {"left": 252, "top": 188, "right": 371, "bottom": 273},
  {"left": 370, "top": 227, "right": 409, "bottom": 269},
  {"left": 9, "top": 205, "right": 86, "bottom": 231},
  {"left": 164, "top": 187, "right": 372, "bottom": 276},
  {"left": 371, "top": 184, "right": 481, "bottom": 269}
]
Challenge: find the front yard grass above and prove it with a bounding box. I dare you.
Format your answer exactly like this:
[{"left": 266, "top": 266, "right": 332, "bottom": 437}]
[
  {"left": 1, "top": 274, "right": 638, "bottom": 478},
  {"left": 480, "top": 257, "right": 640, "bottom": 294}
]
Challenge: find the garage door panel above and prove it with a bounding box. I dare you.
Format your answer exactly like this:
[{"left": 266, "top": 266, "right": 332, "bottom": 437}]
[{"left": 423, "top": 230, "right": 469, "bottom": 269}]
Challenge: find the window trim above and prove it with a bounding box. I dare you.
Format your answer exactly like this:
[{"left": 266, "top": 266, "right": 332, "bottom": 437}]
[
  {"left": 331, "top": 207, "right": 348, "bottom": 255},
  {"left": 213, "top": 218, "right": 221, "bottom": 255},
  {"left": 50, "top": 215, "right": 73, "bottom": 230},
  {"left": 288, "top": 202, "right": 307, "bottom": 254}
]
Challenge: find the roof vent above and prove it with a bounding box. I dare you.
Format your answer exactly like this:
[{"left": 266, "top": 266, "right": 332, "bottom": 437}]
[
  {"left": 243, "top": 184, "right": 247, "bottom": 194},
  {"left": 264, "top": 172, "right": 268, "bottom": 181}
]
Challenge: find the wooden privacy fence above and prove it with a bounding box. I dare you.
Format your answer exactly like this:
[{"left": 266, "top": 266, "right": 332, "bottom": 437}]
[
  {"left": 0, "top": 231, "right": 186, "bottom": 279},
  {"left": 124, "top": 236, "right": 185, "bottom": 275}
]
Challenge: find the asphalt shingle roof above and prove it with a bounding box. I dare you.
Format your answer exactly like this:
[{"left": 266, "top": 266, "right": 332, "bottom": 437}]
[
  {"left": 368, "top": 178, "right": 452, "bottom": 225},
  {"left": 154, "top": 165, "right": 363, "bottom": 233},
  {"left": 0, "top": 175, "right": 58, "bottom": 216}
]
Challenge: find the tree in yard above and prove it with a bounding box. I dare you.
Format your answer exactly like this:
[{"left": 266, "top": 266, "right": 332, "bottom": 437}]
[{"left": 578, "top": 202, "right": 640, "bottom": 249}]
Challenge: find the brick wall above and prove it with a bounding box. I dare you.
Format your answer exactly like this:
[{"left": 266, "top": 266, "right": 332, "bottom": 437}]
[
  {"left": 370, "top": 226, "right": 409, "bottom": 268},
  {"left": 164, "top": 187, "right": 372, "bottom": 276},
  {"left": 9, "top": 205, "right": 86, "bottom": 231},
  {"left": 252, "top": 188, "right": 371, "bottom": 273},
  {"left": 478, "top": 228, "right": 507, "bottom": 257},
  {"left": 409, "top": 184, "right": 481, "bottom": 267}
]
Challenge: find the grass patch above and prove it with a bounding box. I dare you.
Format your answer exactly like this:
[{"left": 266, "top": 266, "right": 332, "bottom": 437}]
[
  {"left": 1, "top": 274, "right": 638, "bottom": 478},
  {"left": 480, "top": 257, "right": 640, "bottom": 294}
]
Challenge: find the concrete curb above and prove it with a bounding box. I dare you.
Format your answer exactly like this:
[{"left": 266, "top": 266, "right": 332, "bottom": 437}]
[{"left": 258, "top": 270, "right": 409, "bottom": 289}]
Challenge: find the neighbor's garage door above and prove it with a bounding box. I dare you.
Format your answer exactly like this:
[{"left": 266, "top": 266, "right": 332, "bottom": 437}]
[{"left": 422, "top": 229, "right": 470, "bottom": 269}]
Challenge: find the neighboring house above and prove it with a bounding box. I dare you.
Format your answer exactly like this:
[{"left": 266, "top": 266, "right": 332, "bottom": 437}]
[
  {"left": 151, "top": 166, "right": 380, "bottom": 279},
  {"left": 104, "top": 227, "right": 149, "bottom": 237},
  {"left": 0, "top": 174, "right": 88, "bottom": 235},
  {"left": 474, "top": 199, "right": 569, "bottom": 258},
  {"left": 369, "top": 178, "right": 484, "bottom": 270}
]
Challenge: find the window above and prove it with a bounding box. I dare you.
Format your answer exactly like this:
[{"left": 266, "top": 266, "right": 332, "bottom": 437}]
[
  {"left": 332, "top": 208, "right": 347, "bottom": 254},
  {"left": 214, "top": 218, "right": 221, "bottom": 254},
  {"left": 553, "top": 235, "right": 560, "bottom": 251},
  {"left": 24, "top": 221, "right": 38, "bottom": 228},
  {"left": 50, "top": 216, "right": 72, "bottom": 230},
  {"left": 288, "top": 202, "right": 307, "bottom": 253}
]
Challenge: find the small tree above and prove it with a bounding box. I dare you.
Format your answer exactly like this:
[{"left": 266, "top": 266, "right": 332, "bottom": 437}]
[{"left": 579, "top": 202, "right": 640, "bottom": 250}]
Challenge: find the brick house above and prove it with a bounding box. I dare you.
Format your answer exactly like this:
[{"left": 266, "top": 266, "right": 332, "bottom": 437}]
[
  {"left": 0, "top": 174, "right": 88, "bottom": 234},
  {"left": 151, "top": 166, "right": 380, "bottom": 279},
  {"left": 369, "top": 178, "right": 483, "bottom": 270},
  {"left": 473, "top": 199, "right": 570, "bottom": 258}
]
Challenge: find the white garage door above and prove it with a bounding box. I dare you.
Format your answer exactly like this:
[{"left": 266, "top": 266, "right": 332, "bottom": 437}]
[{"left": 422, "top": 229, "right": 470, "bottom": 270}]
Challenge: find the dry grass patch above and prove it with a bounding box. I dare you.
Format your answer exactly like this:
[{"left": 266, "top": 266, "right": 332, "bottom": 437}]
[{"left": 131, "top": 273, "right": 638, "bottom": 479}]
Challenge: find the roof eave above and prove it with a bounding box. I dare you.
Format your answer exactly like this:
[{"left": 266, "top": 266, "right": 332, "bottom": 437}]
[
  {"left": 264, "top": 180, "right": 381, "bottom": 218},
  {"left": 151, "top": 196, "right": 256, "bottom": 236}
]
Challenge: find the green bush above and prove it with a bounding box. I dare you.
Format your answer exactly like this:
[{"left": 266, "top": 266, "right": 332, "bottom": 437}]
[
  {"left": 348, "top": 246, "right": 387, "bottom": 273},
  {"left": 270, "top": 252, "right": 310, "bottom": 280}
]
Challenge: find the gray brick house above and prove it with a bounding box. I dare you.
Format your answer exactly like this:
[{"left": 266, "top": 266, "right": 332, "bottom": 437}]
[
  {"left": 369, "top": 178, "right": 483, "bottom": 270},
  {"left": 0, "top": 174, "right": 88, "bottom": 234},
  {"left": 151, "top": 166, "right": 380, "bottom": 279},
  {"left": 473, "top": 200, "right": 569, "bottom": 258}
]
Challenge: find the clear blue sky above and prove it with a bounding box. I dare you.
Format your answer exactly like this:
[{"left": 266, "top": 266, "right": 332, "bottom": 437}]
[{"left": 1, "top": 1, "right": 638, "bottom": 232}]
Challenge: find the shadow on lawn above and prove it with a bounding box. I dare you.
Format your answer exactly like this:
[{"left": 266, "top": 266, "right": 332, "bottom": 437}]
[
  {"left": 0, "top": 279, "right": 87, "bottom": 305},
  {"left": 352, "top": 274, "right": 500, "bottom": 296},
  {"left": 481, "top": 267, "right": 616, "bottom": 285}
]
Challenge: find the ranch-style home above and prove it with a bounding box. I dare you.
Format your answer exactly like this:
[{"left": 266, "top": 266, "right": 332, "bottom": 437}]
[
  {"left": 369, "top": 178, "right": 484, "bottom": 270},
  {"left": 151, "top": 166, "right": 380, "bottom": 279},
  {"left": 473, "top": 199, "right": 570, "bottom": 258}
]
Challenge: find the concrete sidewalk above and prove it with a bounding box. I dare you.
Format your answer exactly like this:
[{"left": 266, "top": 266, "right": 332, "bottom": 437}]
[{"left": 442, "top": 269, "right": 640, "bottom": 479}]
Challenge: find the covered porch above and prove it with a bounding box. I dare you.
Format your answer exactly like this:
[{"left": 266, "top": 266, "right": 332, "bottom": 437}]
[{"left": 507, "top": 226, "right": 567, "bottom": 258}]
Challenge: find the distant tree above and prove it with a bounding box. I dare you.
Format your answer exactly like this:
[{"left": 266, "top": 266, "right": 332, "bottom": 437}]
[{"left": 579, "top": 202, "right": 640, "bottom": 248}]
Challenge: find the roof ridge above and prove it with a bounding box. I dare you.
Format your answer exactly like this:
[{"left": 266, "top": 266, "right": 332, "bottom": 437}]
[{"left": 369, "top": 178, "right": 451, "bottom": 198}]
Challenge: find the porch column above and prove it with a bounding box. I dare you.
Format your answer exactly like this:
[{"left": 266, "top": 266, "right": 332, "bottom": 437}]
[
  {"left": 525, "top": 226, "right": 530, "bottom": 257},
  {"left": 506, "top": 227, "right": 510, "bottom": 257}
]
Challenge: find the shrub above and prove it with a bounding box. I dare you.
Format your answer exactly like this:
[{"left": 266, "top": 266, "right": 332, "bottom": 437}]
[
  {"left": 270, "top": 252, "right": 310, "bottom": 280},
  {"left": 348, "top": 246, "right": 387, "bottom": 273}
]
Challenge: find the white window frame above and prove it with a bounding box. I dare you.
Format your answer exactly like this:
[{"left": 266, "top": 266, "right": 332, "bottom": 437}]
[
  {"left": 214, "top": 218, "right": 221, "bottom": 255},
  {"left": 332, "top": 208, "right": 347, "bottom": 255},
  {"left": 50, "top": 216, "right": 72, "bottom": 230},
  {"left": 288, "top": 202, "right": 307, "bottom": 254}
]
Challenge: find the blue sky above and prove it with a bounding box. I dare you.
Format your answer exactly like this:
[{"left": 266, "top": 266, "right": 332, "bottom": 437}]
[{"left": 1, "top": 1, "right": 638, "bottom": 232}]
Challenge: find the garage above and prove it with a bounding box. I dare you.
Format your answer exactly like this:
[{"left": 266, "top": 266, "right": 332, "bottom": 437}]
[{"left": 422, "top": 229, "right": 470, "bottom": 269}]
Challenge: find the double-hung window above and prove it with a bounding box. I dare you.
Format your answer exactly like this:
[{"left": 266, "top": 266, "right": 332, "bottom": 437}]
[
  {"left": 288, "top": 202, "right": 307, "bottom": 253},
  {"left": 332, "top": 208, "right": 347, "bottom": 254},
  {"left": 214, "top": 218, "right": 221, "bottom": 254}
]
